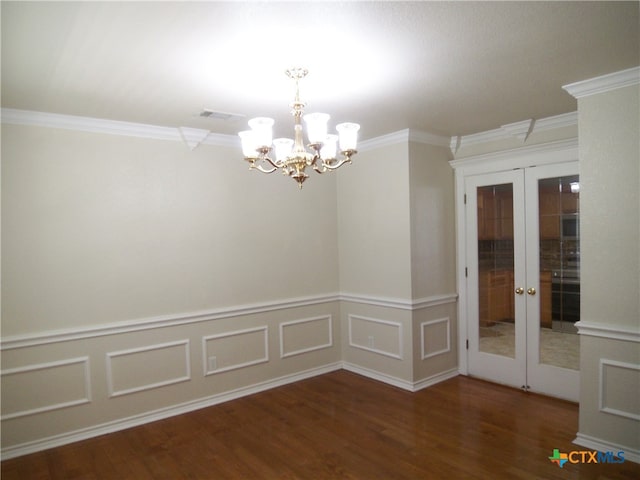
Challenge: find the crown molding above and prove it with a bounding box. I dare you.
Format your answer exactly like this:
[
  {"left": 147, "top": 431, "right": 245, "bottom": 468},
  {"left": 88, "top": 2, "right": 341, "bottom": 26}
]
[
  {"left": 534, "top": 111, "right": 578, "bottom": 132},
  {"left": 359, "top": 128, "right": 450, "bottom": 152},
  {"left": 449, "top": 111, "right": 578, "bottom": 155},
  {"left": 3, "top": 108, "right": 453, "bottom": 152},
  {"left": 1, "top": 108, "right": 179, "bottom": 141},
  {"left": 201, "top": 132, "right": 238, "bottom": 148},
  {"left": 451, "top": 127, "right": 504, "bottom": 152},
  {"left": 1, "top": 107, "right": 576, "bottom": 156},
  {"left": 407, "top": 129, "right": 451, "bottom": 148},
  {"left": 178, "top": 127, "right": 212, "bottom": 150},
  {"left": 449, "top": 137, "right": 578, "bottom": 170},
  {"left": 0, "top": 108, "right": 238, "bottom": 148},
  {"left": 501, "top": 118, "right": 535, "bottom": 143},
  {"left": 359, "top": 129, "right": 409, "bottom": 151},
  {"left": 563, "top": 66, "right": 640, "bottom": 99}
]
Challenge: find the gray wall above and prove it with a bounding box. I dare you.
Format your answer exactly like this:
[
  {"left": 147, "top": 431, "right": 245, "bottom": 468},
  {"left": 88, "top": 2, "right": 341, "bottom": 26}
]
[
  {"left": 1, "top": 124, "right": 340, "bottom": 334},
  {"left": 575, "top": 82, "right": 640, "bottom": 453}
]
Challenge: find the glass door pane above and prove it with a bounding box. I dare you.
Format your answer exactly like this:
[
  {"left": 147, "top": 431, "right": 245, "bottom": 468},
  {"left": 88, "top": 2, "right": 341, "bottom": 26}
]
[
  {"left": 538, "top": 175, "right": 580, "bottom": 370},
  {"left": 466, "top": 169, "right": 526, "bottom": 391},
  {"left": 477, "top": 184, "right": 515, "bottom": 358}
]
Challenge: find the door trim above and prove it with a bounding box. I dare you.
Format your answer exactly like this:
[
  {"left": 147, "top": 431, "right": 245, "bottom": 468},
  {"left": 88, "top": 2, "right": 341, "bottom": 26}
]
[{"left": 451, "top": 141, "right": 578, "bottom": 377}]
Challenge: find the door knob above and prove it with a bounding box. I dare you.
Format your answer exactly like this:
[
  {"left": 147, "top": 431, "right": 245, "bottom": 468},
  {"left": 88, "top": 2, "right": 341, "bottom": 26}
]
[
  {"left": 527, "top": 287, "right": 536, "bottom": 295},
  {"left": 515, "top": 287, "right": 524, "bottom": 295}
]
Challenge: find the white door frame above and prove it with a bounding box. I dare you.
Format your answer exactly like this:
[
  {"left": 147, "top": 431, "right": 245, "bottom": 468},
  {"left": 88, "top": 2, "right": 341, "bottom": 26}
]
[{"left": 451, "top": 139, "right": 579, "bottom": 378}]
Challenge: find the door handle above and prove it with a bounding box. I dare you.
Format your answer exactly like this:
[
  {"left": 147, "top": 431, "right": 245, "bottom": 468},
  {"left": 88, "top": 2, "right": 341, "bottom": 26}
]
[
  {"left": 515, "top": 287, "right": 524, "bottom": 295},
  {"left": 527, "top": 287, "right": 536, "bottom": 296}
]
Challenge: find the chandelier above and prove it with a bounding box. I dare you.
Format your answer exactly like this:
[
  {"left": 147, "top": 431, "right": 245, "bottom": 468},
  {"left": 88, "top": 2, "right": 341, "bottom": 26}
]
[{"left": 238, "top": 68, "right": 360, "bottom": 188}]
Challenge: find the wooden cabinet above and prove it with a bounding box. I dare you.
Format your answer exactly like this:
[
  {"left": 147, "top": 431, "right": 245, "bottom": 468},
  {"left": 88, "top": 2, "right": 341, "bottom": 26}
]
[
  {"left": 479, "top": 270, "right": 514, "bottom": 327},
  {"left": 538, "top": 184, "right": 579, "bottom": 239},
  {"left": 561, "top": 190, "right": 579, "bottom": 214},
  {"left": 477, "top": 189, "right": 494, "bottom": 240},
  {"left": 477, "top": 186, "right": 514, "bottom": 240},
  {"left": 539, "top": 187, "right": 560, "bottom": 239},
  {"left": 479, "top": 269, "right": 552, "bottom": 328}
]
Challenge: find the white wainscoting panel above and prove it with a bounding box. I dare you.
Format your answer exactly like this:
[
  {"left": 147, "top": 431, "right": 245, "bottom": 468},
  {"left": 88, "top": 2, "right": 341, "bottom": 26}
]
[
  {"left": 202, "top": 326, "right": 269, "bottom": 376},
  {"left": 348, "top": 315, "right": 403, "bottom": 360},
  {"left": 599, "top": 359, "right": 640, "bottom": 421},
  {"left": 106, "top": 340, "right": 191, "bottom": 397},
  {"left": 421, "top": 317, "right": 451, "bottom": 360},
  {"left": 1, "top": 357, "right": 91, "bottom": 420},
  {"left": 280, "top": 315, "right": 333, "bottom": 359}
]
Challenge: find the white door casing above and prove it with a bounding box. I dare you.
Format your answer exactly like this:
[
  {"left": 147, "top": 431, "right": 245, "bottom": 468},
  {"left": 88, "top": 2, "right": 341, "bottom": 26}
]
[{"left": 451, "top": 139, "right": 579, "bottom": 402}]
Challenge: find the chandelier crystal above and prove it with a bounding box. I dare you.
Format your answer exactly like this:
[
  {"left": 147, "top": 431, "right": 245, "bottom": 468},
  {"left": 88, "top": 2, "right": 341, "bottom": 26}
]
[{"left": 238, "top": 68, "right": 360, "bottom": 189}]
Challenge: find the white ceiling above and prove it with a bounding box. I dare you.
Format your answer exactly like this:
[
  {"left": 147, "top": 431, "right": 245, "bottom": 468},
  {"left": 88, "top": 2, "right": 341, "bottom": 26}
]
[{"left": 2, "top": 1, "right": 638, "bottom": 141}]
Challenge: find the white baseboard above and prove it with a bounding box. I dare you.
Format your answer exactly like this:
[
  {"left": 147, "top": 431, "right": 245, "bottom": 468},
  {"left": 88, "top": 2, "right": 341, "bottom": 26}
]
[
  {"left": 342, "top": 362, "right": 415, "bottom": 391},
  {"left": 1, "top": 362, "right": 342, "bottom": 460},
  {"left": 342, "top": 362, "right": 459, "bottom": 392},
  {"left": 574, "top": 432, "right": 640, "bottom": 464},
  {"left": 413, "top": 368, "right": 459, "bottom": 391}
]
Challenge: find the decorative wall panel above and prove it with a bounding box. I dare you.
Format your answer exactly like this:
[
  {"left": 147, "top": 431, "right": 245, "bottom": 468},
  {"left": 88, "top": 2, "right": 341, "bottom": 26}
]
[
  {"left": 280, "top": 315, "right": 333, "bottom": 358},
  {"left": 1, "top": 357, "right": 91, "bottom": 420},
  {"left": 421, "top": 317, "right": 451, "bottom": 360},
  {"left": 348, "top": 315, "right": 403, "bottom": 359},
  {"left": 599, "top": 359, "right": 640, "bottom": 421},
  {"left": 106, "top": 341, "right": 190, "bottom": 397},
  {"left": 202, "top": 326, "right": 269, "bottom": 375}
]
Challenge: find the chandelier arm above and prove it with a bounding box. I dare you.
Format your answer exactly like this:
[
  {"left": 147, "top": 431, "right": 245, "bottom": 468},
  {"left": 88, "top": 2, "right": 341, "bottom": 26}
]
[
  {"left": 310, "top": 154, "right": 326, "bottom": 174},
  {"left": 251, "top": 162, "right": 279, "bottom": 174},
  {"left": 260, "top": 155, "right": 288, "bottom": 170},
  {"left": 312, "top": 163, "right": 328, "bottom": 174},
  {"left": 320, "top": 157, "right": 352, "bottom": 171},
  {"left": 253, "top": 165, "right": 278, "bottom": 174}
]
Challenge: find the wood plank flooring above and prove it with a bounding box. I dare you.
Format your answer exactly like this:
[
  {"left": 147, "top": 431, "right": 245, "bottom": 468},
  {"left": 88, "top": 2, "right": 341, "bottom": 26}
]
[{"left": 2, "top": 371, "right": 639, "bottom": 479}]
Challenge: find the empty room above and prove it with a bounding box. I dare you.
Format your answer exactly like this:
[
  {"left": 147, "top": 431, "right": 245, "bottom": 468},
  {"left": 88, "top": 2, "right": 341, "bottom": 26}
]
[{"left": 1, "top": 1, "right": 639, "bottom": 478}]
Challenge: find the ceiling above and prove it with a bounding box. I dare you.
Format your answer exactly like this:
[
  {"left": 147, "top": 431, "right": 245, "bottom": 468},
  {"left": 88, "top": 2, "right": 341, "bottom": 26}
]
[{"left": 2, "top": 1, "right": 638, "bottom": 141}]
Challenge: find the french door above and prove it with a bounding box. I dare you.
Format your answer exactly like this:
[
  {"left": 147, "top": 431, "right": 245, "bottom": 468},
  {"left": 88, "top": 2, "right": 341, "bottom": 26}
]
[{"left": 465, "top": 162, "right": 580, "bottom": 401}]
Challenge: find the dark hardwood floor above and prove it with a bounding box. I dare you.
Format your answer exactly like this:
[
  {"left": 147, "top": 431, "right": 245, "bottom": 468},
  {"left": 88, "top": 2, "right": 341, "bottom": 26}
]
[{"left": 2, "top": 370, "right": 638, "bottom": 479}]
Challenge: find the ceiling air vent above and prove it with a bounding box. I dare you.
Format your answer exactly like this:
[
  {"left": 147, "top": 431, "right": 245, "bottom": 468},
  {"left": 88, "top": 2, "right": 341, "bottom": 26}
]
[{"left": 199, "top": 109, "right": 244, "bottom": 121}]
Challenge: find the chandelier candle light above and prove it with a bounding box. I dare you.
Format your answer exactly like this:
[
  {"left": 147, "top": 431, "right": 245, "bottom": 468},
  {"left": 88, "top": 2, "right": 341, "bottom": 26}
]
[{"left": 238, "top": 68, "right": 360, "bottom": 188}]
